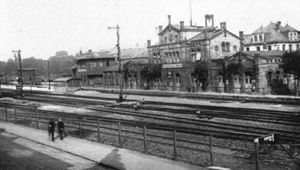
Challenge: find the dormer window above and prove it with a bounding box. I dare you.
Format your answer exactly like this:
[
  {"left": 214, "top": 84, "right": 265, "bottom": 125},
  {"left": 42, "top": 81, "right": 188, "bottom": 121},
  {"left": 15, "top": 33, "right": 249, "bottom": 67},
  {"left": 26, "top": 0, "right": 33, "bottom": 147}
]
[
  {"left": 289, "top": 32, "right": 298, "bottom": 41},
  {"left": 259, "top": 34, "right": 263, "bottom": 41},
  {"left": 254, "top": 35, "right": 258, "bottom": 42}
]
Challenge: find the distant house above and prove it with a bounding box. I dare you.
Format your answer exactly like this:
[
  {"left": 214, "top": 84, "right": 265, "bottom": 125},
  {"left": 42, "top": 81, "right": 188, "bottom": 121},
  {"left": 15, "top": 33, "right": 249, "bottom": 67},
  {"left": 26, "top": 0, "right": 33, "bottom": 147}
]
[
  {"left": 243, "top": 21, "right": 300, "bottom": 52},
  {"left": 18, "top": 68, "right": 36, "bottom": 85},
  {"left": 74, "top": 49, "right": 116, "bottom": 86}
]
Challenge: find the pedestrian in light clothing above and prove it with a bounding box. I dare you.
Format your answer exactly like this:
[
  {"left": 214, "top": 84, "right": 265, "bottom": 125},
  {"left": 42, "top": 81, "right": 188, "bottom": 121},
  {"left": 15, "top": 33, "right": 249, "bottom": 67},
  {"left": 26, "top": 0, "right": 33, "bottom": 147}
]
[
  {"left": 57, "top": 118, "right": 65, "bottom": 140},
  {"left": 48, "top": 118, "right": 55, "bottom": 141}
]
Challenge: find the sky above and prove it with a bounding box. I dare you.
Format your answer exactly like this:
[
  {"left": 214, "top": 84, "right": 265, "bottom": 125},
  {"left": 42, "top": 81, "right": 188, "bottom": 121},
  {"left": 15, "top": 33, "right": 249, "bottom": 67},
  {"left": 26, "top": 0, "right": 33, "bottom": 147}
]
[{"left": 0, "top": 0, "right": 300, "bottom": 61}]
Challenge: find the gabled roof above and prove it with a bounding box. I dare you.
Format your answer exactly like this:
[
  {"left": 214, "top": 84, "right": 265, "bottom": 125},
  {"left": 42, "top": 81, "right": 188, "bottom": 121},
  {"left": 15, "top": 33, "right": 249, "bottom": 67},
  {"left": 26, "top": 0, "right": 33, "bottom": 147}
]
[
  {"left": 281, "top": 24, "right": 298, "bottom": 32},
  {"left": 189, "top": 29, "right": 240, "bottom": 42},
  {"left": 245, "top": 22, "right": 299, "bottom": 44},
  {"left": 76, "top": 52, "right": 115, "bottom": 61},
  {"left": 158, "top": 25, "right": 180, "bottom": 35},
  {"left": 158, "top": 24, "right": 204, "bottom": 35}
]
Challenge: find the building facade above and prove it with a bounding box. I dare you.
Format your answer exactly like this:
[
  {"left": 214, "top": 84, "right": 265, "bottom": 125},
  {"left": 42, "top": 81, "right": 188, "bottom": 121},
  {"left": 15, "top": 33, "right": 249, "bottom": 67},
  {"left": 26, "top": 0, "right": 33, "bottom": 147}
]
[
  {"left": 189, "top": 21, "right": 241, "bottom": 92},
  {"left": 148, "top": 15, "right": 213, "bottom": 91},
  {"left": 74, "top": 50, "right": 116, "bottom": 86},
  {"left": 244, "top": 21, "right": 300, "bottom": 52}
]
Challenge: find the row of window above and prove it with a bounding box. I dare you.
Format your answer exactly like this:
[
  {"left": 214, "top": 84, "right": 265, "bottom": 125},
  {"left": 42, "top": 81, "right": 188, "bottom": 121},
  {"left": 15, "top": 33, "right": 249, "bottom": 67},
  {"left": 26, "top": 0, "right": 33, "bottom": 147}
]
[
  {"left": 78, "top": 61, "right": 110, "bottom": 69},
  {"left": 251, "top": 34, "right": 264, "bottom": 43},
  {"left": 246, "top": 43, "right": 300, "bottom": 51},
  {"left": 266, "top": 58, "right": 281, "bottom": 63}
]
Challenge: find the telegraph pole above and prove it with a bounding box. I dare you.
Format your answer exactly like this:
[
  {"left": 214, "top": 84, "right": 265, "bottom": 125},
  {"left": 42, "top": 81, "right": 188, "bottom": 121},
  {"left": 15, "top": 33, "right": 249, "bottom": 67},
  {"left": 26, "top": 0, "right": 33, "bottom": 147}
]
[
  {"left": 108, "top": 25, "right": 123, "bottom": 102},
  {"left": 12, "top": 50, "right": 23, "bottom": 97}
]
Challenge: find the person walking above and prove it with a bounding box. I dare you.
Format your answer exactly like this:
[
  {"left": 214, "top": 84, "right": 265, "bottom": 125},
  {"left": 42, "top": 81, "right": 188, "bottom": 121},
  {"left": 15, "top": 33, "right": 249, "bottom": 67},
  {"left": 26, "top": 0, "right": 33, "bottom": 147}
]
[
  {"left": 57, "top": 118, "right": 65, "bottom": 140},
  {"left": 48, "top": 118, "right": 55, "bottom": 141}
]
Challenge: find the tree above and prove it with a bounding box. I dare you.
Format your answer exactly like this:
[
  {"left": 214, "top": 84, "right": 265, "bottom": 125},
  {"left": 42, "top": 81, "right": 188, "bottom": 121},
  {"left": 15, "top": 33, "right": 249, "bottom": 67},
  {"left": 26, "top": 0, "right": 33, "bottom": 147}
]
[
  {"left": 280, "top": 51, "right": 300, "bottom": 95},
  {"left": 193, "top": 61, "right": 209, "bottom": 91},
  {"left": 141, "top": 64, "right": 161, "bottom": 89}
]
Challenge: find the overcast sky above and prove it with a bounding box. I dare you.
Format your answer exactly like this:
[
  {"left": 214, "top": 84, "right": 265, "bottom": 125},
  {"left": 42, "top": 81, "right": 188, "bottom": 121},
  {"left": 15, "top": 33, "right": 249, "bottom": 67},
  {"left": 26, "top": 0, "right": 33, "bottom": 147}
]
[{"left": 0, "top": 0, "right": 299, "bottom": 61}]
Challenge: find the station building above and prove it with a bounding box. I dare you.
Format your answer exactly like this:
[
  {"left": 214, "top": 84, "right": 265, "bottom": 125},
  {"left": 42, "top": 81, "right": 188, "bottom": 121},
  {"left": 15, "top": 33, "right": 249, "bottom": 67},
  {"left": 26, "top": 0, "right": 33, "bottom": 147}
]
[{"left": 147, "top": 15, "right": 241, "bottom": 92}]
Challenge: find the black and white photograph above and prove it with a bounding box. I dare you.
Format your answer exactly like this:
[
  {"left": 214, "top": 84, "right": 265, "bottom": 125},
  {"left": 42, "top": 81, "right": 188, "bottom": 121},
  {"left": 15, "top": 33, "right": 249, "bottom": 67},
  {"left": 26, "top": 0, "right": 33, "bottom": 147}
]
[{"left": 0, "top": 0, "right": 300, "bottom": 169}]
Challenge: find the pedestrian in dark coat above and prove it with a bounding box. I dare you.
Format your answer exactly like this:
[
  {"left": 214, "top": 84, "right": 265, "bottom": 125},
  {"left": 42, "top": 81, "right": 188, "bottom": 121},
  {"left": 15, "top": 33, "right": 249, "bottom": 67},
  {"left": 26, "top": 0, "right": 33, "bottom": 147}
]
[
  {"left": 48, "top": 118, "right": 55, "bottom": 141},
  {"left": 57, "top": 118, "right": 65, "bottom": 140}
]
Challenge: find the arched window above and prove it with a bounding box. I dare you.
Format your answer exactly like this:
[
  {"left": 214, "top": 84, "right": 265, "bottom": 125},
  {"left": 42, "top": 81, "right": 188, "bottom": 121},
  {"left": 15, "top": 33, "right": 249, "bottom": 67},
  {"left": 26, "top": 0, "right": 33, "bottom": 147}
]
[
  {"left": 226, "top": 42, "right": 230, "bottom": 52},
  {"left": 215, "top": 45, "right": 219, "bottom": 51},
  {"left": 222, "top": 42, "right": 226, "bottom": 52}
]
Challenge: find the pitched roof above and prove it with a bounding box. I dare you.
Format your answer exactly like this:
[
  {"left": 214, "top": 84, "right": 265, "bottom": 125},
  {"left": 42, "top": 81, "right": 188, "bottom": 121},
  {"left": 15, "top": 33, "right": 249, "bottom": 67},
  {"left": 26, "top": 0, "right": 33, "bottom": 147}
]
[
  {"left": 244, "top": 50, "right": 284, "bottom": 57},
  {"left": 246, "top": 22, "right": 299, "bottom": 44},
  {"left": 158, "top": 24, "right": 204, "bottom": 35},
  {"left": 189, "top": 29, "right": 240, "bottom": 42},
  {"left": 76, "top": 51, "right": 115, "bottom": 60}
]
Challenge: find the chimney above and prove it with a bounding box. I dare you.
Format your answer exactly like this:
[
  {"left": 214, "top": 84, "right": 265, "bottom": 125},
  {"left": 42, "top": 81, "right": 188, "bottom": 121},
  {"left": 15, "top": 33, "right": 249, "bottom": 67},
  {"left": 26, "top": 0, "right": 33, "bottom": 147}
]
[
  {"left": 239, "top": 31, "right": 244, "bottom": 51},
  {"left": 168, "top": 15, "right": 171, "bottom": 25},
  {"left": 205, "top": 14, "right": 214, "bottom": 28},
  {"left": 180, "top": 21, "right": 184, "bottom": 30},
  {"left": 239, "top": 31, "right": 244, "bottom": 39},
  {"left": 220, "top": 22, "right": 226, "bottom": 30},
  {"left": 159, "top": 25, "right": 163, "bottom": 32},
  {"left": 275, "top": 21, "right": 281, "bottom": 31},
  {"left": 147, "top": 40, "right": 151, "bottom": 47}
]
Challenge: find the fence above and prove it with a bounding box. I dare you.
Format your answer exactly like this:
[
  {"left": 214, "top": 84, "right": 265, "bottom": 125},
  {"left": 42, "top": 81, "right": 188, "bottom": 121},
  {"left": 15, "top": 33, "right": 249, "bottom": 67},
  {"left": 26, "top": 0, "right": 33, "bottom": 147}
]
[{"left": 0, "top": 103, "right": 298, "bottom": 169}]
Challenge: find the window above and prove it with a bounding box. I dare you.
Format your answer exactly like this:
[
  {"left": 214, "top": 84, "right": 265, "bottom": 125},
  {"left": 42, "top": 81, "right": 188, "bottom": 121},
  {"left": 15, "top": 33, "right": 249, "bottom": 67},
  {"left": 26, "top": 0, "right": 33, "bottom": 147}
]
[
  {"left": 246, "top": 47, "right": 250, "bottom": 51},
  {"left": 90, "top": 62, "right": 96, "bottom": 68},
  {"left": 98, "top": 62, "right": 104, "bottom": 67},
  {"left": 289, "top": 44, "right": 292, "bottom": 51},
  {"left": 268, "top": 45, "right": 272, "bottom": 51},
  {"left": 263, "top": 44, "right": 267, "bottom": 49},
  {"left": 259, "top": 34, "right": 263, "bottom": 41},
  {"left": 79, "top": 63, "right": 86, "bottom": 69},
  {"left": 254, "top": 35, "right": 258, "bottom": 42},
  {"left": 256, "top": 46, "right": 260, "bottom": 51},
  {"left": 215, "top": 45, "right": 219, "bottom": 51},
  {"left": 222, "top": 42, "right": 226, "bottom": 52},
  {"left": 106, "top": 61, "right": 109, "bottom": 66},
  {"left": 233, "top": 45, "right": 237, "bottom": 51},
  {"left": 164, "top": 37, "right": 167, "bottom": 43},
  {"left": 297, "top": 44, "right": 300, "bottom": 50},
  {"left": 282, "top": 44, "right": 285, "bottom": 51},
  {"left": 175, "top": 35, "right": 179, "bottom": 42}
]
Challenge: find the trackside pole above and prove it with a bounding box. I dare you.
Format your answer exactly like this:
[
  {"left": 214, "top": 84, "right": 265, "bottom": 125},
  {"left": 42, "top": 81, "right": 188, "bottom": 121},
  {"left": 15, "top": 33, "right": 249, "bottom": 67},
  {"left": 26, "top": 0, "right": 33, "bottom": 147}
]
[{"left": 173, "top": 130, "right": 177, "bottom": 160}]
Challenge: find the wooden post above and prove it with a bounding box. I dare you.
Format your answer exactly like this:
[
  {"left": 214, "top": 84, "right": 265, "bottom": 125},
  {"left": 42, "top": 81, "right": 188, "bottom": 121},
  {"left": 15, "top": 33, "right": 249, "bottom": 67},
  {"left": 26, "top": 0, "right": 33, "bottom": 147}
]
[
  {"left": 35, "top": 107, "right": 39, "bottom": 129},
  {"left": 173, "top": 130, "right": 177, "bottom": 160},
  {"left": 97, "top": 119, "right": 100, "bottom": 143},
  {"left": 118, "top": 122, "right": 122, "bottom": 148},
  {"left": 255, "top": 142, "right": 260, "bottom": 170},
  {"left": 5, "top": 106, "right": 7, "bottom": 121},
  {"left": 79, "top": 118, "right": 82, "bottom": 138},
  {"left": 14, "top": 108, "right": 17, "bottom": 121},
  {"left": 209, "top": 135, "right": 214, "bottom": 166},
  {"left": 143, "top": 126, "right": 147, "bottom": 153}
]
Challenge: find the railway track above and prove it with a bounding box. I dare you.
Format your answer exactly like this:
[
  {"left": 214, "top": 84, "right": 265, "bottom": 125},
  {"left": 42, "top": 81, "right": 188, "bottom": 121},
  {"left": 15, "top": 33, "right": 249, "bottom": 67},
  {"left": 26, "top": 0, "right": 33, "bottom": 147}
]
[
  {"left": 7, "top": 93, "right": 300, "bottom": 142},
  {"left": 19, "top": 92, "right": 300, "bottom": 126}
]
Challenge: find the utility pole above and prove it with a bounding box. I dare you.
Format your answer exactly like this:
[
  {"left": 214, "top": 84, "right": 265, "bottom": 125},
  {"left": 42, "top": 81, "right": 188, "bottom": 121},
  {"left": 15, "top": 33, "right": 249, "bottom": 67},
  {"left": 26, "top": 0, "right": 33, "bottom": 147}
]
[
  {"left": 108, "top": 25, "right": 123, "bottom": 102},
  {"left": 48, "top": 60, "right": 50, "bottom": 90},
  {"left": 12, "top": 50, "right": 23, "bottom": 97}
]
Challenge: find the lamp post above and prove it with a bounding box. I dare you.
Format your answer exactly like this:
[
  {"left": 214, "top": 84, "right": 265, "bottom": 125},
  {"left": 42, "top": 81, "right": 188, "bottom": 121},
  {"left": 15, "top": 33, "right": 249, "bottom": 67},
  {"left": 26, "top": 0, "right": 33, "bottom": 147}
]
[
  {"left": 108, "top": 25, "right": 123, "bottom": 102},
  {"left": 12, "top": 50, "right": 23, "bottom": 97}
]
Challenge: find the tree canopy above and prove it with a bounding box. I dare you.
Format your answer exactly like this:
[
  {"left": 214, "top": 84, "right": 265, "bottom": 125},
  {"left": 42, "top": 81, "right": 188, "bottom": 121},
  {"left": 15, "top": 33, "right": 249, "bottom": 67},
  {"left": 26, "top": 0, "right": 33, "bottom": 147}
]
[
  {"left": 280, "top": 51, "right": 300, "bottom": 95},
  {"left": 193, "top": 61, "right": 209, "bottom": 91}
]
